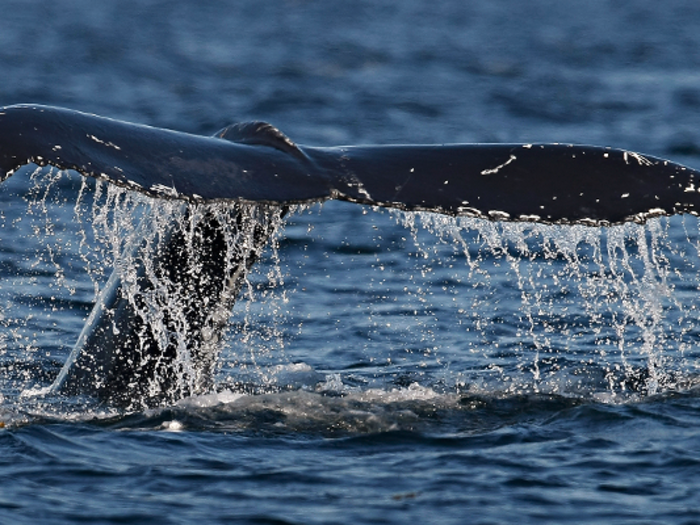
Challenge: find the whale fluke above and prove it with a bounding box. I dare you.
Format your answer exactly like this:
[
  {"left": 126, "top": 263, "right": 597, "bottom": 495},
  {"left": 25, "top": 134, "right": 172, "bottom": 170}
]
[
  {"left": 2, "top": 104, "right": 700, "bottom": 225},
  {"left": 3, "top": 104, "right": 700, "bottom": 408}
]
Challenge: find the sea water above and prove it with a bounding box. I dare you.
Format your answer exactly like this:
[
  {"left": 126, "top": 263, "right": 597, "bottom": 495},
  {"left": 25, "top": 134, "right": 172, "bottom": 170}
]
[{"left": 4, "top": 0, "right": 700, "bottom": 522}]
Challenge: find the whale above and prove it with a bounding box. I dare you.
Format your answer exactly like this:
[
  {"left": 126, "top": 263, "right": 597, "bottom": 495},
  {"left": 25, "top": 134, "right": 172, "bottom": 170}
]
[
  {"left": 1, "top": 103, "right": 700, "bottom": 407},
  {"left": 4, "top": 104, "right": 700, "bottom": 225}
]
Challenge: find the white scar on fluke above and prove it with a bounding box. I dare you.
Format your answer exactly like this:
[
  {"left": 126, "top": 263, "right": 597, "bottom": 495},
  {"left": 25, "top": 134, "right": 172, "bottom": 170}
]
[
  {"left": 480, "top": 154, "right": 517, "bottom": 175},
  {"left": 623, "top": 150, "right": 654, "bottom": 166},
  {"left": 87, "top": 134, "right": 122, "bottom": 150}
]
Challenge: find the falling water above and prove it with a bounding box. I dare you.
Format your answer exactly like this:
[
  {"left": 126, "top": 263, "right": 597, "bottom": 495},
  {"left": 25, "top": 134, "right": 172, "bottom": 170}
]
[
  {"left": 3, "top": 166, "right": 700, "bottom": 415},
  {"left": 396, "top": 211, "right": 700, "bottom": 399}
]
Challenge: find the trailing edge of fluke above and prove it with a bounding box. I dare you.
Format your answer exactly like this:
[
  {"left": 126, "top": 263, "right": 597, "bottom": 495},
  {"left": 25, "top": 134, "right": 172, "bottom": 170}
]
[{"left": 1, "top": 104, "right": 700, "bottom": 225}]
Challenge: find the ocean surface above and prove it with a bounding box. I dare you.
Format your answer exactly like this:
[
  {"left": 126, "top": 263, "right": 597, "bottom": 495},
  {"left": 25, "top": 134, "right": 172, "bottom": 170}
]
[{"left": 3, "top": 1, "right": 700, "bottom": 523}]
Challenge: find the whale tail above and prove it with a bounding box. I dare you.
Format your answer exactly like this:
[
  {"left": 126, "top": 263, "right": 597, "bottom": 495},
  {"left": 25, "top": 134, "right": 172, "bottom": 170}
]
[
  {"left": 2, "top": 105, "right": 700, "bottom": 226},
  {"left": 2, "top": 104, "right": 700, "bottom": 408}
]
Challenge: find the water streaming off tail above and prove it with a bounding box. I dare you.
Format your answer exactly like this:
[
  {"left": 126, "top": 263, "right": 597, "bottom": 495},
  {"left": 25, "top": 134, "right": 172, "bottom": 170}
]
[
  {"left": 386, "top": 211, "right": 700, "bottom": 398},
  {"left": 0, "top": 167, "right": 287, "bottom": 410},
  {"left": 2, "top": 167, "right": 700, "bottom": 420}
]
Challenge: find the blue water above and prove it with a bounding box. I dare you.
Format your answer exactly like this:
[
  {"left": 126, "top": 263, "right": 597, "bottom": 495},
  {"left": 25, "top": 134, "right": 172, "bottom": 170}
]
[{"left": 3, "top": 1, "right": 700, "bottom": 523}]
